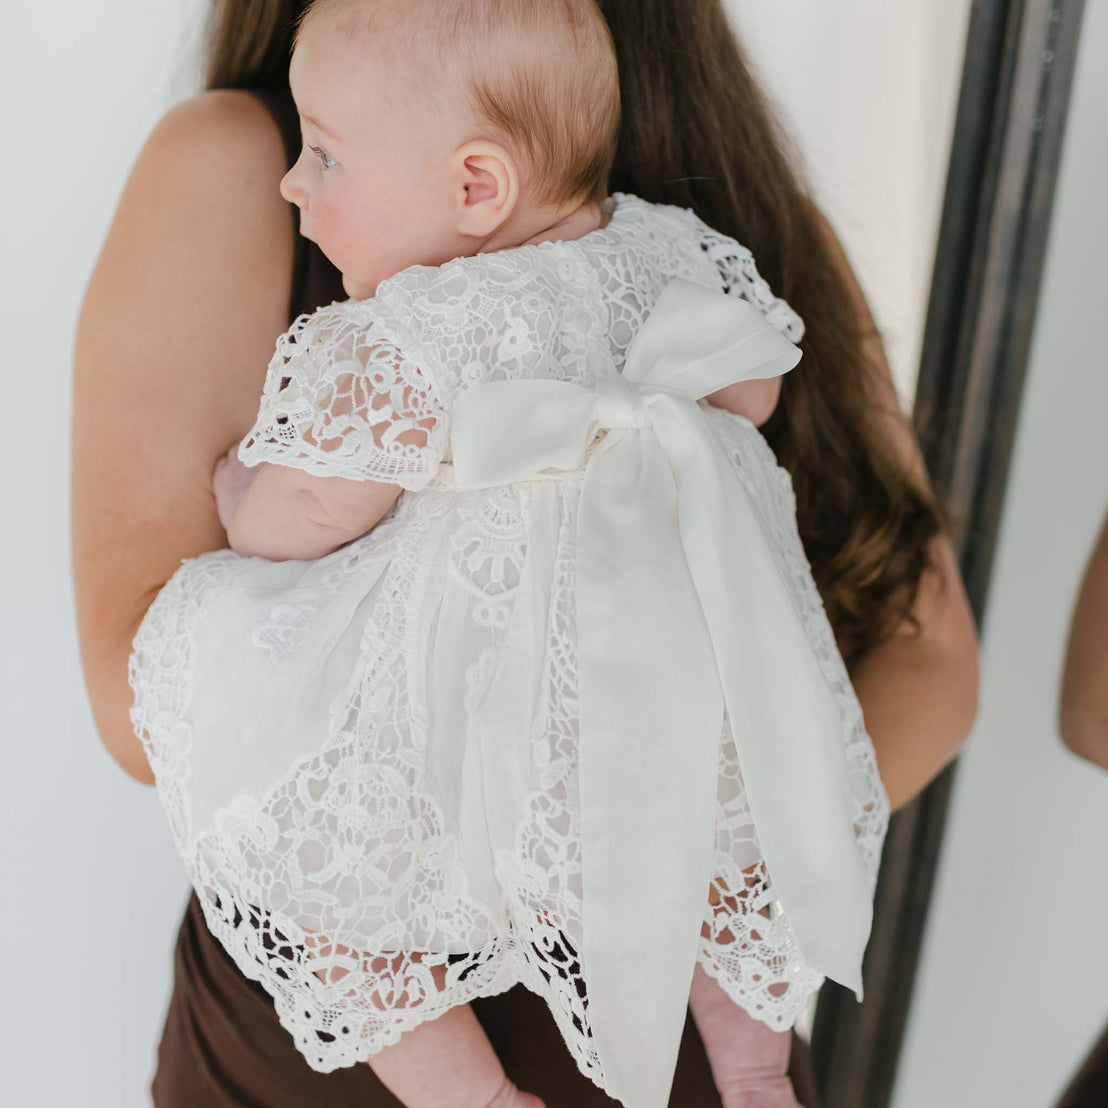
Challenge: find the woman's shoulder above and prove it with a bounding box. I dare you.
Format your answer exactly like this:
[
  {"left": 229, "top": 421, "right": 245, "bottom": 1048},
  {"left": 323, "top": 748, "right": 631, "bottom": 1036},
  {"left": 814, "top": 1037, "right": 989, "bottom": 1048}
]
[
  {"left": 95, "top": 86, "right": 295, "bottom": 396},
  {"left": 113, "top": 89, "right": 293, "bottom": 308},
  {"left": 140, "top": 89, "right": 286, "bottom": 176},
  {"left": 118, "top": 92, "right": 288, "bottom": 246}
]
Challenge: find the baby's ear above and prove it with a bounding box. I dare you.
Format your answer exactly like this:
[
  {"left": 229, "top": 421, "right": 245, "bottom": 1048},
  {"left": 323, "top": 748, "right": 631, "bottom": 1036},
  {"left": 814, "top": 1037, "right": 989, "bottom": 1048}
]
[{"left": 450, "top": 140, "right": 519, "bottom": 237}]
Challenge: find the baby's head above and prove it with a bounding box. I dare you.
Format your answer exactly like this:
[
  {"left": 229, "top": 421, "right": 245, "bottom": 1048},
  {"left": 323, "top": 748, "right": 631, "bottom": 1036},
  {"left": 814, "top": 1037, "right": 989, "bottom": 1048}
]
[{"left": 280, "top": 0, "right": 620, "bottom": 298}]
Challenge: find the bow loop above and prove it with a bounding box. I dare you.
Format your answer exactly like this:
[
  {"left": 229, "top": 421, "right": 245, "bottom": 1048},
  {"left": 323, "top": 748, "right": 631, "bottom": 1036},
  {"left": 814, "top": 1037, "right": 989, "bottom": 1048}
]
[{"left": 623, "top": 278, "right": 803, "bottom": 394}]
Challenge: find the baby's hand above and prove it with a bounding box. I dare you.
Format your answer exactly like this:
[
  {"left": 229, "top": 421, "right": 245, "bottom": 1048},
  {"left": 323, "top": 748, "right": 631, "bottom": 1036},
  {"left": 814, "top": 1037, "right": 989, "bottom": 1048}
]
[{"left": 212, "top": 441, "right": 259, "bottom": 536}]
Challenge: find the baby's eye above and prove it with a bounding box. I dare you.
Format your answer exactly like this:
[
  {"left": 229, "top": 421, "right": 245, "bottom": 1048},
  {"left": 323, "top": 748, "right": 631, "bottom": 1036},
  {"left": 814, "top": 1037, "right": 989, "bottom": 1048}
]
[{"left": 310, "top": 145, "right": 337, "bottom": 170}]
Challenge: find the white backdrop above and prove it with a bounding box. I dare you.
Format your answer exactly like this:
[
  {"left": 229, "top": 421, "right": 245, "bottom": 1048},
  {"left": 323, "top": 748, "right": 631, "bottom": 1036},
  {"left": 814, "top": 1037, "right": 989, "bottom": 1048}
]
[
  {"left": 1, "top": 4, "right": 209, "bottom": 1104},
  {"left": 2, "top": 2, "right": 971, "bottom": 1104},
  {"left": 893, "top": 5, "right": 1108, "bottom": 1104},
  {"left": 726, "top": 0, "right": 971, "bottom": 401}
]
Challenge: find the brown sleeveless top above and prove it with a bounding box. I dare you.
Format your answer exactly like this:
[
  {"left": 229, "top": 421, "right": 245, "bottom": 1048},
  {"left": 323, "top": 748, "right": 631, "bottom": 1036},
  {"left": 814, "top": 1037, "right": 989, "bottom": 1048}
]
[{"left": 149, "top": 88, "right": 817, "bottom": 1108}]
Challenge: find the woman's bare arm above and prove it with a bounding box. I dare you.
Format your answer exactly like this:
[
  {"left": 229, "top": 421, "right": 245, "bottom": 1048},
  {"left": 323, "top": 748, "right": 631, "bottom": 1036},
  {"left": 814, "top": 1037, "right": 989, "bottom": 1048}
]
[
  {"left": 71, "top": 91, "right": 295, "bottom": 785},
  {"left": 813, "top": 209, "right": 981, "bottom": 811},
  {"left": 1058, "top": 508, "right": 1108, "bottom": 769}
]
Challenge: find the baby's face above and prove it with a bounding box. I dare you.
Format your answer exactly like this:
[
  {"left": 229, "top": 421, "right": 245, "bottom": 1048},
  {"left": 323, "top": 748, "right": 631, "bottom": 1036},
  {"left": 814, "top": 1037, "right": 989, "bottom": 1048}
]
[{"left": 281, "top": 26, "right": 468, "bottom": 298}]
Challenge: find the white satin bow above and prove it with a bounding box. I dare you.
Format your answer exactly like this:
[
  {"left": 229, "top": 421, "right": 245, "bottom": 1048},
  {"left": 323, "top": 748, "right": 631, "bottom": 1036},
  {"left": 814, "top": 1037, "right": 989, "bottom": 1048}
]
[{"left": 449, "top": 279, "right": 871, "bottom": 1108}]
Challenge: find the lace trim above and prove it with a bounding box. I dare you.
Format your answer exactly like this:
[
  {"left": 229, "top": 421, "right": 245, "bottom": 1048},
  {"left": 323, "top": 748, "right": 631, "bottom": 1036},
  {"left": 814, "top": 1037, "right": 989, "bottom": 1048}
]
[
  {"left": 696, "top": 222, "right": 806, "bottom": 343},
  {"left": 695, "top": 407, "right": 889, "bottom": 1029},
  {"left": 238, "top": 301, "right": 448, "bottom": 492}
]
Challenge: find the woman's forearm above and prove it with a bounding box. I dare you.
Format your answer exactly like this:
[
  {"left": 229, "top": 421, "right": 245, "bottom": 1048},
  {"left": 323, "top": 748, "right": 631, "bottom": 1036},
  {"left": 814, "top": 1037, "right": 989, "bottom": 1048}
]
[
  {"left": 79, "top": 610, "right": 162, "bottom": 786},
  {"left": 71, "top": 92, "right": 297, "bottom": 784},
  {"left": 850, "top": 621, "right": 978, "bottom": 811},
  {"left": 803, "top": 205, "right": 980, "bottom": 808},
  {"left": 848, "top": 536, "right": 979, "bottom": 811}
]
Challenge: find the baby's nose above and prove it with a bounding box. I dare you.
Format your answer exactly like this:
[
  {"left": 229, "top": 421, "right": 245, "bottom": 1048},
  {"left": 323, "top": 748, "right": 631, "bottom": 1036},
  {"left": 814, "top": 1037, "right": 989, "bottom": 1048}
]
[{"left": 279, "top": 167, "right": 307, "bottom": 209}]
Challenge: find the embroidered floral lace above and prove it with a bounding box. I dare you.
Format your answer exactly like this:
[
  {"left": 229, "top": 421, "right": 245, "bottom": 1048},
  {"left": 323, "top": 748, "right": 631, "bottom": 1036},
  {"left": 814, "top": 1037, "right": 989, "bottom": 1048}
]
[{"left": 129, "top": 194, "right": 888, "bottom": 1084}]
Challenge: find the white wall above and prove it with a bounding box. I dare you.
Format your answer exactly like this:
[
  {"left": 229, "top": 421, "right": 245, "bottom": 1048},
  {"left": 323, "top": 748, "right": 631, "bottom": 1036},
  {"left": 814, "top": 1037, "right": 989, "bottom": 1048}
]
[
  {"left": 892, "top": 4, "right": 1108, "bottom": 1106},
  {"left": 726, "top": 0, "right": 972, "bottom": 402},
  {"left": 1, "top": 3, "right": 205, "bottom": 1105},
  {"left": 1, "top": 3, "right": 971, "bottom": 1104}
]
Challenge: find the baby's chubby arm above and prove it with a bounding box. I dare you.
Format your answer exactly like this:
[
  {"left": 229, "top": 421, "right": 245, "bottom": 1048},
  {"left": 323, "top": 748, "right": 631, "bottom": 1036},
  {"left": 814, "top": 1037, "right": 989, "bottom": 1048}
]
[
  {"left": 214, "top": 374, "right": 777, "bottom": 561},
  {"left": 213, "top": 443, "right": 403, "bottom": 560},
  {"left": 704, "top": 377, "right": 782, "bottom": 426}
]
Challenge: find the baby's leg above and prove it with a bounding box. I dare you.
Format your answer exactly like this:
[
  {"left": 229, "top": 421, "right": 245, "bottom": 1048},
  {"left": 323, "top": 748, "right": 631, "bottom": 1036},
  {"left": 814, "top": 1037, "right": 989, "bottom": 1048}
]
[
  {"left": 307, "top": 937, "right": 543, "bottom": 1108},
  {"left": 688, "top": 963, "right": 800, "bottom": 1108},
  {"left": 368, "top": 1003, "right": 544, "bottom": 1108}
]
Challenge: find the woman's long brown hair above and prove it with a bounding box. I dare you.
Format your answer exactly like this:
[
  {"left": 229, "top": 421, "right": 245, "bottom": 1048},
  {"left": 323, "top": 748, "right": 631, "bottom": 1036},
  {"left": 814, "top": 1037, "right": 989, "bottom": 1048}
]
[{"left": 204, "top": 0, "right": 945, "bottom": 665}]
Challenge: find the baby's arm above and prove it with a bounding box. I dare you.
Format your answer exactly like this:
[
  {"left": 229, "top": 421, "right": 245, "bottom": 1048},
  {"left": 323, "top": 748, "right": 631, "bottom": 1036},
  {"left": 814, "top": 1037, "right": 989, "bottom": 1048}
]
[
  {"left": 304, "top": 939, "right": 542, "bottom": 1108},
  {"left": 216, "top": 331, "right": 440, "bottom": 561},
  {"left": 688, "top": 879, "right": 801, "bottom": 1108},
  {"left": 213, "top": 441, "right": 403, "bottom": 560},
  {"left": 688, "top": 964, "right": 799, "bottom": 1108},
  {"left": 704, "top": 378, "right": 782, "bottom": 427}
]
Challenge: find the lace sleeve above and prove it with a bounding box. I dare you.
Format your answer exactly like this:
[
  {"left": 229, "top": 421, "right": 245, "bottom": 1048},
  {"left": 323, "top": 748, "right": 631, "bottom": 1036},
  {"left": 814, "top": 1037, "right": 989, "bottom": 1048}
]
[
  {"left": 697, "top": 223, "right": 806, "bottom": 344},
  {"left": 238, "top": 301, "right": 448, "bottom": 492}
]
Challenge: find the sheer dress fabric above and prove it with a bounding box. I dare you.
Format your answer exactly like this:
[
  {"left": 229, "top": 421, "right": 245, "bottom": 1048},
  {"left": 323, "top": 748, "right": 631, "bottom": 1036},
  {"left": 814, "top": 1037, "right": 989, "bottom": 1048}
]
[
  {"left": 147, "top": 89, "right": 808, "bottom": 1107},
  {"left": 130, "top": 193, "right": 888, "bottom": 1104}
]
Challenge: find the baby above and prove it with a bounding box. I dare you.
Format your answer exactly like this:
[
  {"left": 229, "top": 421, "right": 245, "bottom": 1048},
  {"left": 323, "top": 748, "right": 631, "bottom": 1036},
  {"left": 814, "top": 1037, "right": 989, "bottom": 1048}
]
[{"left": 211, "top": 1, "right": 799, "bottom": 1106}]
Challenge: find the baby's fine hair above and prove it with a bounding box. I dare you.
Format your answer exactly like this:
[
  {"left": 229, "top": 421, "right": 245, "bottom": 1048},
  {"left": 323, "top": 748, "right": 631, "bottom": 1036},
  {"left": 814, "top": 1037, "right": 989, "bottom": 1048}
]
[{"left": 295, "top": 0, "right": 621, "bottom": 206}]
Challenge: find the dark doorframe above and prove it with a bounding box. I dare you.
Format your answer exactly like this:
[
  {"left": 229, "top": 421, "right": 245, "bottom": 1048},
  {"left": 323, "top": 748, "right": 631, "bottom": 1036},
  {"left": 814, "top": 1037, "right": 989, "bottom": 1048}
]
[{"left": 810, "top": 2, "right": 1087, "bottom": 1105}]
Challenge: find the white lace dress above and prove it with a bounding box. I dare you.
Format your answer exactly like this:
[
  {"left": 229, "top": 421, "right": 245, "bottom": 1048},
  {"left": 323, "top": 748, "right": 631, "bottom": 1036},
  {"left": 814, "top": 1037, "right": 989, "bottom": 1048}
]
[{"left": 129, "top": 193, "right": 889, "bottom": 1108}]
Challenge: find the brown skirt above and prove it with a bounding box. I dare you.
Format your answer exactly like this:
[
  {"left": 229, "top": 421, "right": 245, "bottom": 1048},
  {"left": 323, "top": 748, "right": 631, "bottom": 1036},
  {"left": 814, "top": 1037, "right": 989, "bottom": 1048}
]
[{"left": 152, "top": 891, "right": 820, "bottom": 1107}]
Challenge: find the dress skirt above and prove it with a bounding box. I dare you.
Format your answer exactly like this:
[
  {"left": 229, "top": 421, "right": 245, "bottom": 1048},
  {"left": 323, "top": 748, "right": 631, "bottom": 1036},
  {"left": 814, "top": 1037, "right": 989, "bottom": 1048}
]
[{"left": 151, "top": 892, "right": 821, "bottom": 1106}]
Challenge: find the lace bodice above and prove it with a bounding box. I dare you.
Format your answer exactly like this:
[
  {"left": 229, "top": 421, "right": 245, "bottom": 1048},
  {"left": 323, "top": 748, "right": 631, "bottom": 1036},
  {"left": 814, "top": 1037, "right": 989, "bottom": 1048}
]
[{"left": 237, "top": 193, "right": 805, "bottom": 490}]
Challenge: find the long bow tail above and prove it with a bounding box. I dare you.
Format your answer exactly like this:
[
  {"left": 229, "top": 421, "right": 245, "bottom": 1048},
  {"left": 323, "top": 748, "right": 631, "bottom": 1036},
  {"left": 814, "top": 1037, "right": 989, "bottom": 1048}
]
[{"left": 449, "top": 279, "right": 871, "bottom": 1108}]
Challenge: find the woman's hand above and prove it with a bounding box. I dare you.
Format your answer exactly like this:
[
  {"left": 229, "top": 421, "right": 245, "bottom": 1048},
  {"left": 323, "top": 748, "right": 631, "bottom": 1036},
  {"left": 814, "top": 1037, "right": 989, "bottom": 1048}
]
[{"left": 213, "top": 442, "right": 259, "bottom": 537}]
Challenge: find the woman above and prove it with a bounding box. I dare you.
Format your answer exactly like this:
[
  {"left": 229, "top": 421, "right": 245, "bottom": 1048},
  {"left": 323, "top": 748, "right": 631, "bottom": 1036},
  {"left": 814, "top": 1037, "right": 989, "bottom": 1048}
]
[{"left": 71, "top": 1, "right": 980, "bottom": 1103}]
